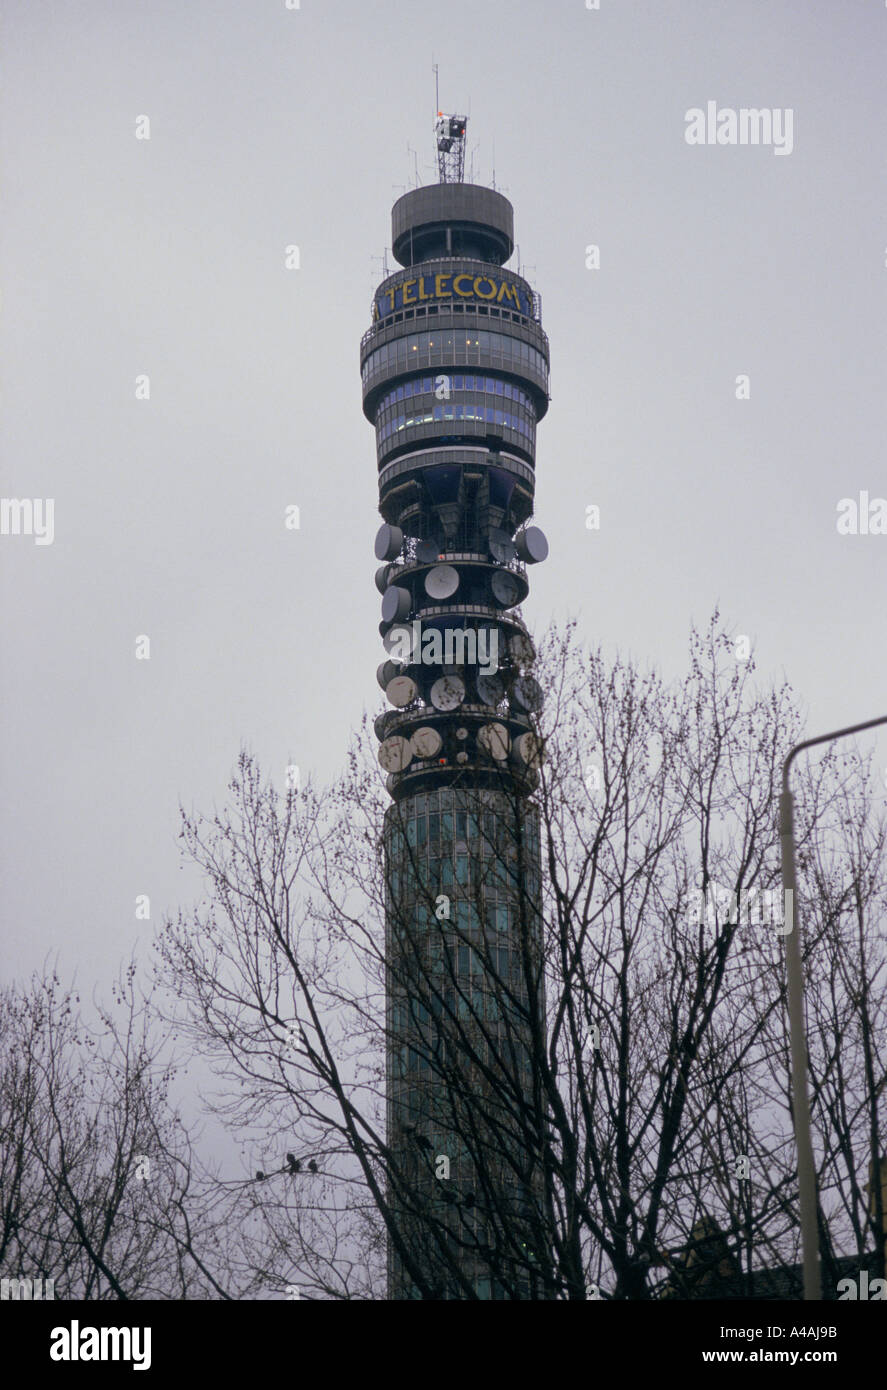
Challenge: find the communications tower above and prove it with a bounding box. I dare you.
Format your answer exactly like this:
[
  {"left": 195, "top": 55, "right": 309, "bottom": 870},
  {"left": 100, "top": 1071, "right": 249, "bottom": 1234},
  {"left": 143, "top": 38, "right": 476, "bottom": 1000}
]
[{"left": 360, "top": 114, "right": 551, "bottom": 1299}]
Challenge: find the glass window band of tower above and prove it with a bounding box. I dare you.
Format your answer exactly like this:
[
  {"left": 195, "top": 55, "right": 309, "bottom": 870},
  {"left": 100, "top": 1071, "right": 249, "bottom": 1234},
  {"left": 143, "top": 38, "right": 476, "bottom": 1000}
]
[
  {"left": 362, "top": 328, "right": 549, "bottom": 395},
  {"left": 375, "top": 376, "right": 536, "bottom": 416},
  {"left": 383, "top": 785, "right": 545, "bottom": 1301},
  {"left": 386, "top": 795, "right": 544, "bottom": 889},
  {"left": 360, "top": 300, "right": 548, "bottom": 361},
  {"left": 376, "top": 402, "right": 536, "bottom": 458}
]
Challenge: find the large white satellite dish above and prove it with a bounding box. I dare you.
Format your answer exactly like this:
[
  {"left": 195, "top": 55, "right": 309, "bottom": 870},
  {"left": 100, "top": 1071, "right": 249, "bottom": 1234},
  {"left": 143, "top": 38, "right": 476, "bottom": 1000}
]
[
  {"left": 378, "top": 736, "right": 412, "bottom": 772},
  {"left": 491, "top": 570, "right": 521, "bottom": 608},
  {"left": 386, "top": 675, "right": 418, "bottom": 708},
  {"left": 476, "top": 673, "right": 505, "bottom": 706},
  {"left": 383, "top": 623, "right": 418, "bottom": 660},
  {"left": 514, "top": 731, "right": 544, "bottom": 768},
  {"left": 430, "top": 675, "right": 466, "bottom": 711},
  {"left": 375, "top": 523, "right": 404, "bottom": 561},
  {"left": 381, "top": 586, "right": 412, "bottom": 623},
  {"left": 478, "top": 723, "right": 510, "bottom": 760},
  {"left": 515, "top": 526, "right": 549, "bottom": 564},
  {"left": 511, "top": 675, "right": 544, "bottom": 713},
  {"left": 410, "top": 726, "right": 443, "bottom": 759},
  {"left": 424, "top": 564, "right": 460, "bottom": 600},
  {"left": 508, "top": 631, "right": 536, "bottom": 665}
]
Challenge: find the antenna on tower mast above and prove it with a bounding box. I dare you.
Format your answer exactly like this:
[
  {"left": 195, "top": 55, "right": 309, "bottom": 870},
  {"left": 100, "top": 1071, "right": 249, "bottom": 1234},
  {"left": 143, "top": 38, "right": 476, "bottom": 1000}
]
[
  {"left": 431, "top": 62, "right": 467, "bottom": 183},
  {"left": 435, "top": 112, "right": 468, "bottom": 183},
  {"left": 467, "top": 140, "right": 479, "bottom": 186}
]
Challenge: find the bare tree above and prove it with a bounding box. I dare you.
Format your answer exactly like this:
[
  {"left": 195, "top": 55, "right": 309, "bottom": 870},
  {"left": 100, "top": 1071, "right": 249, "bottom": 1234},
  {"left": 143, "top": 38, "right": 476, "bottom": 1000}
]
[
  {"left": 154, "top": 613, "right": 886, "bottom": 1298},
  {"left": 0, "top": 962, "right": 247, "bottom": 1299}
]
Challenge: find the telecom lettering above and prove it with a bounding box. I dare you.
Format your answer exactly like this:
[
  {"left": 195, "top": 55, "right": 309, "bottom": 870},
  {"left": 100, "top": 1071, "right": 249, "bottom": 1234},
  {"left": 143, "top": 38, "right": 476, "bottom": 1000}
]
[{"left": 373, "top": 273, "right": 531, "bottom": 321}]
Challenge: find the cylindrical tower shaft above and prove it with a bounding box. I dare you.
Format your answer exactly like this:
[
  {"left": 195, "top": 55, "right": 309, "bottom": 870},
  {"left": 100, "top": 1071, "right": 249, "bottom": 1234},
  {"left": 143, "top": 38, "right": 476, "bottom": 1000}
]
[{"left": 362, "top": 149, "right": 551, "bottom": 1299}]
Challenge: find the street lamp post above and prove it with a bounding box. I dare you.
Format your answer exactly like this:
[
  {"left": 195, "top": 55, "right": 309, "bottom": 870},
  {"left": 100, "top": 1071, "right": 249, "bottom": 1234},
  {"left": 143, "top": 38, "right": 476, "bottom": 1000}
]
[{"left": 780, "top": 713, "right": 887, "bottom": 1302}]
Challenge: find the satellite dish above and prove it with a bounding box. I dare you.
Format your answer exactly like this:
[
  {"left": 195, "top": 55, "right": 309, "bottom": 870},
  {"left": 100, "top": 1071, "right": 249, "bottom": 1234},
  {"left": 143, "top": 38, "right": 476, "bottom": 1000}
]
[
  {"left": 476, "top": 623, "right": 501, "bottom": 669},
  {"left": 383, "top": 622, "right": 418, "bottom": 660},
  {"left": 375, "top": 523, "right": 404, "bottom": 561},
  {"left": 373, "top": 712, "right": 390, "bottom": 741},
  {"left": 386, "top": 675, "right": 418, "bottom": 708},
  {"left": 375, "top": 564, "right": 393, "bottom": 594},
  {"left": 488, "top": 527, "right": 517, "bottom": 565},
  {"left": 515, "top": 526, "right": 549, "bottom": 564},
  {"left": 430, "top": 675, "right": 466, "bottom": 711},
  {"left": 381, "top": 586, "right": 412, "bottom": 623},
  {"left": 491, "top": 570, "right": 521, "bottom": 608},
  {"left": 410, "top": 726, "right": 443, "bottom": 759},
  {"left": 416, "top": 539, "right": 441, "bottom": 565},
  {"left": 508, "top": 631, "right": 536, "bottom": 665},
  {"left": 424, "top": 565, "right": 460, "bottom": 600},
  {"left": 378, "top": 736, "right": 412, "bottom": 772},
  {"left": 514, "top": 731, "right": 544, "bottom": 768},
  {"left": 511, "top": 675, "right": 544, "bottom": 714},
  {"left": 478, "top": 723, "right": 510, "bottom": 760},
  {"left": 476, "top": 673, "right": 505, "bottom": 706},
  {"left": 377, "top": 659, "right": 406, "bottom": 689}
]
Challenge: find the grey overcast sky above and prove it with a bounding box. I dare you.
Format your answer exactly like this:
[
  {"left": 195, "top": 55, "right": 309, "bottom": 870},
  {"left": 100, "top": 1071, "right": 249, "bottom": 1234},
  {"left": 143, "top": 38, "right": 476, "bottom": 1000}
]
[{"left": 2, "top": 0, "right": 885, "bottom": 992}]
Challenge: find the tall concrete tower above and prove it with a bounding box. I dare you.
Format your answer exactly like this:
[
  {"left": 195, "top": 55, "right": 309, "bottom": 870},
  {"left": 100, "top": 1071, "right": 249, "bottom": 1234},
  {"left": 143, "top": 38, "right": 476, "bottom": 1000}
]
[{"left": 361, "top": 116, "right": 550, "bottom": 1299}]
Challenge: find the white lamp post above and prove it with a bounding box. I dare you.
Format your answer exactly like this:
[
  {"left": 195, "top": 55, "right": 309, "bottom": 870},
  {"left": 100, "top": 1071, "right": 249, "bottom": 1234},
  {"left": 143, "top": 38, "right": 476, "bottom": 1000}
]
[{"left": 780, "top": 713, "right": 887, "bottom": 1301}]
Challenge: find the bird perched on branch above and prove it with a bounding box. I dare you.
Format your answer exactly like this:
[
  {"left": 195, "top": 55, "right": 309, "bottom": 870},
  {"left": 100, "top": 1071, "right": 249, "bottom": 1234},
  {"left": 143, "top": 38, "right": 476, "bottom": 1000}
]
[{"left": 286, "top": 1153, "right": 300, "bottom": 1174}]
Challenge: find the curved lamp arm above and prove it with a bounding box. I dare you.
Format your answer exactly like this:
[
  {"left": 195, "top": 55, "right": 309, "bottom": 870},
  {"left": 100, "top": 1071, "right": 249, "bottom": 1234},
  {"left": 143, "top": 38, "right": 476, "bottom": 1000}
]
[{"left": 780, "top": 713, "right": 887, "bottom": 1301}]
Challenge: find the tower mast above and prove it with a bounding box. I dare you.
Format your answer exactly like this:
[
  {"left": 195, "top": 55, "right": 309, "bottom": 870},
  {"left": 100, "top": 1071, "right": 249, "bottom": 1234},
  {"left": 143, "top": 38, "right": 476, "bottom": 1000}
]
[{"left": 360, "top": 116, "right": 551, "bottom": 1299}]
